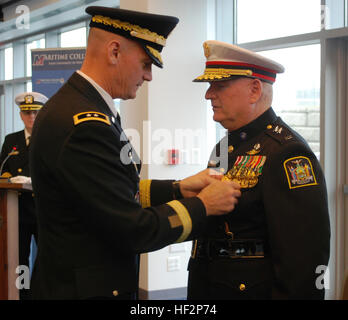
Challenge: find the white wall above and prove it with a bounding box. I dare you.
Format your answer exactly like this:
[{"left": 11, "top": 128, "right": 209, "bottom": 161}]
[
  {"left": 147, "top": 0, "right": 210, "bottom": 180},
  {"left": 120, "top": 0, "right": 212, "bottom": 294}
]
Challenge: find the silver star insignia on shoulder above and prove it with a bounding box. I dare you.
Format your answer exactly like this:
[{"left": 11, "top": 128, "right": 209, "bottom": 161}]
[{"left": 273, "top": 126, "right": 283, "bottom": 134}]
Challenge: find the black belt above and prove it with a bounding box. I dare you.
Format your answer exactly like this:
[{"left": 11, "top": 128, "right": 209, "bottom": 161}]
[{"left": 192, "top": 239, "right": 267, "bottom": 259}]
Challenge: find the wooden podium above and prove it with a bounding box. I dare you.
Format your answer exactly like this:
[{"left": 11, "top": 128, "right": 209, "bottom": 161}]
[{"left": 0, "top": 182, "right": 32, "bottom": 300}]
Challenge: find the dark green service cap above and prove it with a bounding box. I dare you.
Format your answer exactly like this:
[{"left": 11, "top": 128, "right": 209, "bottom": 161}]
[{"left": 86, "top": 6, "right": 179, "bottom": 68}]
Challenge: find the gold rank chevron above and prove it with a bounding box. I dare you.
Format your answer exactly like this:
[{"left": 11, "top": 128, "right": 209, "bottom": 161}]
[
  {"left": 73, "top": 112, "right": 111, "bottom": 126},
  {"left": 167, "top": 200, "right": 192, "bottom": 243},
  {"left": 139, "top": 179, "right": 152, "bottom": 208}
]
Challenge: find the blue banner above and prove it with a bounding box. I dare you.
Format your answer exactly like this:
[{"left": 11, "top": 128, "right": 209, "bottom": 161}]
[
  {"left": 29, "top": 47, "right": 85, "bottom": 272},
  {"left": 32, "top": 47, "right": 86, "bottom": 98}
]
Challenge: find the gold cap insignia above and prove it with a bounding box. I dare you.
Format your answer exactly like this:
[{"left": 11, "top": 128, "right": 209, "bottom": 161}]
[
  {"left": 203, "top": 42, "right": 210, "bottom": 58},
  {"left": 246, "top": 143, "right": 261, "bottom": 155},
  {"left": 24, "top": 95, "right": 34, "bottom": 104}
]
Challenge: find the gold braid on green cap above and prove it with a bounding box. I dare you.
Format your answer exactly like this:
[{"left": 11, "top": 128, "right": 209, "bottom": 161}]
[{"left": 92, "top": 15, "right": 167, "bottom": 46}]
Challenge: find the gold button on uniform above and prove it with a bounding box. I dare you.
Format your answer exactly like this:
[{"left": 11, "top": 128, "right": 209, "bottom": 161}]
[
  {"left": 267, "top": 125, "right": 272, "bottom": 130},
  {"left": 239, "top": 283, "right": 246, "bottom": 291},
  {"left": 112, "top": 290, "right": 119, "bottom": 297},
  {"left": 228, "top": 145, "right": 234, "bottom": 153},
  {"left": 18, "top": 168, "right": 22, "bottom": 173}
]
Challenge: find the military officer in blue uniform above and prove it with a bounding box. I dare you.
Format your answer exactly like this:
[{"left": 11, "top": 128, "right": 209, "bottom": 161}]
[
  {"left": 29, "top": 8, "right": 241, "bottom": 300},
  {"left": 187, "top": 40, "right": 331, "bottom": 300},
  {"left": 0, "top": 91, "right": 48, "bottom": 299}
]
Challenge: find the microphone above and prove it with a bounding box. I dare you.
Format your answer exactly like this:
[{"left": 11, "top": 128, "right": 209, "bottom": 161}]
[
  {"left": 8, "top": 150, "right": 19, "bottom": 156},
  {"left": 0, "top": 147, "right": 20, "bottom": 177}
]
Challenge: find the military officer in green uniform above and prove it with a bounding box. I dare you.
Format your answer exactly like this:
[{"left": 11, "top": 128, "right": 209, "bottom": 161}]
[
  {"left": 0, "top": 91, "right": 48, "bottom": 299},
  {"left": 187, "top": 40, "right": 331, "bottom": 300},
  {"left": 29, "top": 8, "right": 241, "bottom": 300}
]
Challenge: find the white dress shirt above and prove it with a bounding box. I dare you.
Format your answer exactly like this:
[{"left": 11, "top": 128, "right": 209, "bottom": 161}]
[{"left": 76, "top": 70, "right": 119, "bottom": 120}]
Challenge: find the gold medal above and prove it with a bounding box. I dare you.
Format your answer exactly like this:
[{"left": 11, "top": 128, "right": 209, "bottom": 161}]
[{"left": 222, "top": 155, "right": 266, "bottom": 188}]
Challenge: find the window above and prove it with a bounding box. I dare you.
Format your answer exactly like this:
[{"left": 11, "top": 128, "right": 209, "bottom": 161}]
[
  {"left": 236, "top": 0, "right": 321, "bottom": 43},
  {"left": 260, "top": 45, "right": 321, "bottom": 157},
  {"left": 26, "top": 38, "right": 45, "bottom": 77},
  {"left": 4, "top": 47, "right": 13, "bottom": 80},
  {"left": 60, "top": 27, "right": 87, "bottom": 48},
  {"left": 114, "top": 99, "right": 121, "bottom": 113},
  {"left": 26, "top": 81, "right": 32, "bottom": 92},
  {"left": 216, "top": 0, "right": 324, "bottom": 154}
]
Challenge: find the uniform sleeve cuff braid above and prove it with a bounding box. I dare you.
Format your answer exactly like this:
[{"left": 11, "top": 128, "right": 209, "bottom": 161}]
[{"left": 139, "top": 179, "right": 152, "bottom": 208}]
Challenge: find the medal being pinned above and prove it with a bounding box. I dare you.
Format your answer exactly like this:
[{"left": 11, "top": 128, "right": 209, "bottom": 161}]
[{"left": 222, "top": 155, "right": 266, "bottom": 188}]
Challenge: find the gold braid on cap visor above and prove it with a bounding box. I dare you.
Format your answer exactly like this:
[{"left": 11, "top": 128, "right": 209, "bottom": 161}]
[
  {"left": 195, "top": 68, "right": 253, "bottom": 81},
  {"left": 92, "top": 15, "right": 167, "bottom": 46},
  {"left": 20, "top": 105, "right": 42, "bottom": 111},
  {"left": 146, "top": 45, "right": 163, "bottom": 64}
]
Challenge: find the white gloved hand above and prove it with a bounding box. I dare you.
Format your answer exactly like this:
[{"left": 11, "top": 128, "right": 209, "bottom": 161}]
[{"left": 10, "top": 176, "right": 32, "bottom": 184}]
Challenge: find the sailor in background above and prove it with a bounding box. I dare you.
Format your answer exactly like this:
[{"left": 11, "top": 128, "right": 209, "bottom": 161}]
[
  {"left": 187, "top": 40, "right": 331, "bottom": 300},
  {"left": 0, "top": 91, "right": 48, "bottom": 300}
]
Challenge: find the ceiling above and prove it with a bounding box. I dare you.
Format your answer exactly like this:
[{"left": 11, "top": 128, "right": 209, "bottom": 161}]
[
  {"left": 0, "top": 0, "right": 9, "bottom": 5},
  {"left": 0, "top": 0, "right": 27, "bottom": 22},
  {"left": 0, "top": 0, "right": 22, "bottom": 7}
]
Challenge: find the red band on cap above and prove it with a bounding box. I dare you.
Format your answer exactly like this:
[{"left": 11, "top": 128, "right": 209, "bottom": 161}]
[{"left": 206, "top": 61, "right": 277, "bottom": 74}]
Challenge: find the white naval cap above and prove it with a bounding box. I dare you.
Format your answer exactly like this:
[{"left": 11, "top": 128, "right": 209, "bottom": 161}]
[
  {"left": 193, "top": 40, "right": 285, "bottom": 84},
  {"left": 15, "top": 92, "right": 48, "bottom": 111}
]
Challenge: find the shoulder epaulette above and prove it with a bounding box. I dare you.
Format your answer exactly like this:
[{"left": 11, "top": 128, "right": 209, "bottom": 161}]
[
  {"left": 265, "top": 124, "right": 294, "bottom": 144},
  {"left": 73, "top": 111, "right": 111, "bottom": 126}
]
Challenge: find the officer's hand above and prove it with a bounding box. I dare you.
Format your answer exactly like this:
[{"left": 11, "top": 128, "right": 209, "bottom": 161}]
[
  {"left": 197, "top": 180, "right": 241, "bottom": 216},
  {"left": 179, "top": 168, "right": 223, "bottom": 198}
]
